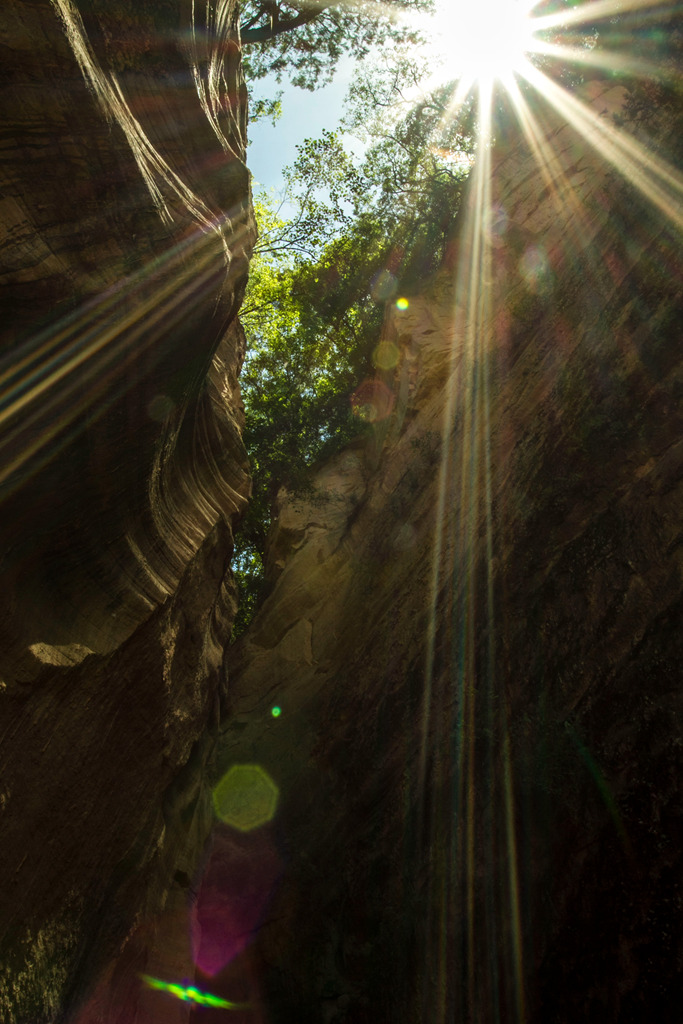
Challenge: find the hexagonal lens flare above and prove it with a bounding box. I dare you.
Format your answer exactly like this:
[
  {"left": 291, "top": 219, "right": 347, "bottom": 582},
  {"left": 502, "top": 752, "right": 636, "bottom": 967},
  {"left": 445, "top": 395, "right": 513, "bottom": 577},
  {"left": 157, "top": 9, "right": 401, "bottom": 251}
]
[{"left": 212, "top": 764, "right": 279, "bottom": 831}]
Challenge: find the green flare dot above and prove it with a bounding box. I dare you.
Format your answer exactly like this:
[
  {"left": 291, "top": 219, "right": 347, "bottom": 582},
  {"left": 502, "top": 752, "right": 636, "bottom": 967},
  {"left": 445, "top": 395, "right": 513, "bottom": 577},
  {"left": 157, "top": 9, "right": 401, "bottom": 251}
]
[
  {"left": 396, "top": 297, "right": 409, "bottom": 310},
  {"left": 271, "top": 706, "right": 281, "bottom": 717}
]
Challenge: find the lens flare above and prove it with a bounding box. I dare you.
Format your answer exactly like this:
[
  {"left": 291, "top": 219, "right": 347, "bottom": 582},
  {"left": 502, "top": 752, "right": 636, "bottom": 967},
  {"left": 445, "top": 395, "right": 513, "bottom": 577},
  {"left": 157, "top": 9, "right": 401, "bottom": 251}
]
[
  {"left": 373, "top": 341, "right": 400, "bottom": 371},
  {"left": 401, "top": 0, "right": 682, "bottom": 1016},
  {"left": 140, "top": 975, "right": 249, "bottom": 1009},
  {"left": 371, "top": 269, "right": 399, "bottom": 300},
  {"left": 350, "top": 379, "right": 396, "bottom": 422},
  {"left": 212, "top": 764, "right": 279, "bottom": 831},
  {"left": 192, "top": 827, "right": 283, "bottom": 976}
]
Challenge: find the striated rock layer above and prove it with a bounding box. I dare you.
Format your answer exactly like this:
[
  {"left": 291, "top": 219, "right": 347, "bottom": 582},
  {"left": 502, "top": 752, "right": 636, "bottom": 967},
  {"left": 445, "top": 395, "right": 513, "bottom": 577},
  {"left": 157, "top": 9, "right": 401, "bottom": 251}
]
[
  {"left": 0, "top": 2, "right": 253, "bottom": 1020},
  {"left": 220, "top": 84, "right": 683, "bottom": 1022}
]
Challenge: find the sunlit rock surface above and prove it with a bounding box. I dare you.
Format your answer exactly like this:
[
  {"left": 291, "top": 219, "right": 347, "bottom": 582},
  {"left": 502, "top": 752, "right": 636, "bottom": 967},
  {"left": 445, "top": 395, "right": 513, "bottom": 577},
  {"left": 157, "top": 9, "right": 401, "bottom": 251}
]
[
  {"left": 0, "top": 1, "right": 252, "bottom": 1020},
  {"left": 220, "top": 84, "right": 683, "bottom": 1022}
]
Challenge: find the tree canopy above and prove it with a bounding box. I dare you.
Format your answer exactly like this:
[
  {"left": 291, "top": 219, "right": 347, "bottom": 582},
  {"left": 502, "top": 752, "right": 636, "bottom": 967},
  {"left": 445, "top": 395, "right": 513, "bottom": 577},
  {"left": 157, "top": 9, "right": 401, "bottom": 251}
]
[
  {"left": 231, "top": 53, "right": 476, "bottom": 632},
  {"left": 231, "top": 0, "right": 510, "bottom": 633},
  {"left": 240, "top": 0, "right": 433, "bottom": 88}
]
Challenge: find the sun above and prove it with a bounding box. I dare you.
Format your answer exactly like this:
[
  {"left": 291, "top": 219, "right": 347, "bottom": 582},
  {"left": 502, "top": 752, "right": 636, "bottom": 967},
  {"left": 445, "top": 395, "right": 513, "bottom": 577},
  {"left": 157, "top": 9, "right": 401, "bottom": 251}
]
[{"left": 425, "top": 0, "right": 538, "bottom": 89}]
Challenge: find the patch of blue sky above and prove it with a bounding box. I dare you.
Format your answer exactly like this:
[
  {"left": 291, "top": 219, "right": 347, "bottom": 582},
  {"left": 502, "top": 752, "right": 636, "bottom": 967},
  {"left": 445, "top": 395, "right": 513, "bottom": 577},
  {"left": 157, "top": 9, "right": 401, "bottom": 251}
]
[{"left": 246, "top": 56, "right": 365, "bottom": 193}]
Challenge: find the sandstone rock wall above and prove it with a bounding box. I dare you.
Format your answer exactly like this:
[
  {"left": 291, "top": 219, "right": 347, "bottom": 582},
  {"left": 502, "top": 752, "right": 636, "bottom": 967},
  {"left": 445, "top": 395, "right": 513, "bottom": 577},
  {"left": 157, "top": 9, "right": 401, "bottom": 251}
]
[
  {"left": 0, "top": 0, "right": 253, "bottom": 668},
  {"left": 219, "top": 84, "right": 683, "bottom": 1022},
  {"left": 0, "top": 2, "right": 253, "bottom": 1020}
]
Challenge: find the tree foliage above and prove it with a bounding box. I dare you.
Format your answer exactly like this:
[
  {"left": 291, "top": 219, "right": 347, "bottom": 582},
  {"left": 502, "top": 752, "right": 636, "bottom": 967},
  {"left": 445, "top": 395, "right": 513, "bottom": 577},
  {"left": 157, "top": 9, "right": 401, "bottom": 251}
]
[
  {"left": 240, "top": 0, "right": 433, "bottom": 88},
  {"left": 232, "top": 68, "right": 475, "bottom": 634}
]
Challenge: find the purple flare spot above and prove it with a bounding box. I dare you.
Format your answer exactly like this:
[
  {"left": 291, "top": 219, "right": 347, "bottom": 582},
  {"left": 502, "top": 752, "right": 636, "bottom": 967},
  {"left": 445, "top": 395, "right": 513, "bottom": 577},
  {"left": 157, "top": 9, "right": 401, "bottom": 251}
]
[{"left": 192, "top": 825, "right": 283, "bottom": 977}]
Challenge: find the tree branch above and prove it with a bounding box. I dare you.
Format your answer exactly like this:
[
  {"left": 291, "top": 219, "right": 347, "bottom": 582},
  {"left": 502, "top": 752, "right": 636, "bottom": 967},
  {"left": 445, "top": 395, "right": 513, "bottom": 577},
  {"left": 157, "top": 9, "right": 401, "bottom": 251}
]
[{"left": 241, "top": 5, "right": 328, "bottom": 44}]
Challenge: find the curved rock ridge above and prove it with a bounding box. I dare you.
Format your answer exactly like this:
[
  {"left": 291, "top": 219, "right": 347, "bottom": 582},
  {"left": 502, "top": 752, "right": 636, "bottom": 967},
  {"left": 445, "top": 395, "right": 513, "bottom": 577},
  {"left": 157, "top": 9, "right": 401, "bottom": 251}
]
[
  {"left": 0, "top": 1, "right": 253, "bottom": 1020},
  {"left": 220, "top": 84, "right": 683, "bottom": 1022},
  {"left": 0, "top": 0, "right": 254, "bottom": 676}
]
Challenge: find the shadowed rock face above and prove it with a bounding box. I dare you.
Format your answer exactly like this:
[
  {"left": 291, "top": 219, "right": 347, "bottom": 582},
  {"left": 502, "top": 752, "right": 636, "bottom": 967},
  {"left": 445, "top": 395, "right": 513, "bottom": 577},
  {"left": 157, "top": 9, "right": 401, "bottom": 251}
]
[
  {"left": 0, "top": 0, "right": 253, "bottom": 667},
  {"left": 0, "top": 2, "right": 253, "bottom": 1020},
  {"left": 218, "top": 85, "right": 683, "bottom": 1022}
]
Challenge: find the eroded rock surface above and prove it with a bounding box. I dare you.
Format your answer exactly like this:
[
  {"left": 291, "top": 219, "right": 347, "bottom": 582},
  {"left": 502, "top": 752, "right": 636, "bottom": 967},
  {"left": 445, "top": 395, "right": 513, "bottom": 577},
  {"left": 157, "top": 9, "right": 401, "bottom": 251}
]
[
  {"left": 220, "top": 85, "right": 683, "bottom": 1022},
  {"left": 0, "top": 2, "right": 253, "bottom": 1020}
]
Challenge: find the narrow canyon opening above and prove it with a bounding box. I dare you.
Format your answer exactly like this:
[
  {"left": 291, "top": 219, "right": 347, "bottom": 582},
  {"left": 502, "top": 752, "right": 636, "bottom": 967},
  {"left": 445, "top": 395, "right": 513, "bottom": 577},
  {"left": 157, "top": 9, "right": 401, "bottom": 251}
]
[{"left": 1, "top": 3, "right": 682, "bottom": 1022}]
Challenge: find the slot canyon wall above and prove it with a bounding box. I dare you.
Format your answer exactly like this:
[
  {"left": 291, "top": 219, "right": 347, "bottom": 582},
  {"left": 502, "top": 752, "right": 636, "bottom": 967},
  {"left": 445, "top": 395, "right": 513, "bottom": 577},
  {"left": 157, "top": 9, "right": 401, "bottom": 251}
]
[
  {"left": 216, "top": 85, "right": 683, "bottom": 1022},
  {"left": 1, "top": 4, "right": 682, "bottom": 1024},
  {"left": 0, "top": 1, "right": 253, "bottom": 1020}
]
